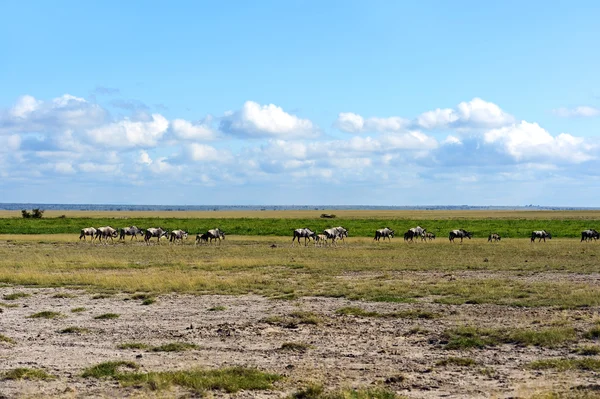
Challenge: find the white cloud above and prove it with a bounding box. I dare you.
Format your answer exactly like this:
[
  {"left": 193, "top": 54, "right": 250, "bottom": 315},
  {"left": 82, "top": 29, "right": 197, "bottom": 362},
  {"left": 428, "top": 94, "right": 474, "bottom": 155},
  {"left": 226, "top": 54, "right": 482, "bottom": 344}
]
[
  {"left": 138, "top": 150, "right": 152, "bottom": 165},
  {"left": 171, "top": 118, "right": 217, "bottom": 141},
  {"left": 85, "top": 114, "right": 169, "bottom": 149},
  {"left": 185, "top": 143, "right": 231, "bottom": 163},
  {"left": 220, "top": 101, "right": 317, "bottom": 138},
  {"left": 484, "top": 121, "right": 596, "bottom": 163},
  {"left": 553, "top": 106, "right": 600, "bottom": 118},
  {"left": 417, "top": 98, "right": 514, "bottom": 130},
  {"left": 1, "top": 94, "right": 107, "bottom": 134},
  {"left": 335, "top": 113, "right": 409, "bottom": 133}
]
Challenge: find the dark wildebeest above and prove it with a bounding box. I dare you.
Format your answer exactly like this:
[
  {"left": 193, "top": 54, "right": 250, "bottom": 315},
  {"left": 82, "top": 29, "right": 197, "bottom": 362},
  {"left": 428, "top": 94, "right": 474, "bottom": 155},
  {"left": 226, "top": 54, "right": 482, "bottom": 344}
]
[
  {"left": 488, "top": 233, "right": 501, "bottom": 242},
  {"left": 404, "top": 230, "right": 416, "bottom": 242},
  {"left": 169, "top": 229, "right": 188, "bottom": 244},
  {"left": 449, "top": 229, "right": 472, "bottom": 243},
  {"left": 581, "top": 229, "right": 599, "bottom": 242},
  {"left": 79, "top": 227, "right": 97, "bottom": 241},
  {"left": 374, "top": 227, "right": 395, "bottom": 242},
  {"left": 531, "top": 230, "right": 552, "bottom": 243},
  {"left": 206, "top": 228, "right": 225, "bottom": 244},
  {"left": 144, "top": 227, "right": 169, "bottom": 245},
  {"left": 95, "top": 226, "right": 118, "bottom": 243},
  {"left": 119, "top": 226, "right": 144, "bottom": 241},
  {"left": 410, "top": 226, "right": 426, "bottom": 241},
  {"left": 195, "top": 233, "right": 209, "bottom": 245},
  {"left": 292, "top": 228, "right": 316, "bottom": 246}
]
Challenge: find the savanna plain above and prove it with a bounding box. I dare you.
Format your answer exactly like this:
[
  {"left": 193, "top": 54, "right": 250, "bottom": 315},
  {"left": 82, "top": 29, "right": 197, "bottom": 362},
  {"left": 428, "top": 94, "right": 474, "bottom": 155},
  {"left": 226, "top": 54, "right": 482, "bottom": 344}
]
[{"left": 1, "top": 210, "right": 600, "bottom": 399}]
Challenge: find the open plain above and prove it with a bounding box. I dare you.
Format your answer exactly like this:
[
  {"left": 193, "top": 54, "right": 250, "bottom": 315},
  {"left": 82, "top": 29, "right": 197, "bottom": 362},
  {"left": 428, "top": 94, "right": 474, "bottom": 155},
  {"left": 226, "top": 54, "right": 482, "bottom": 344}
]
[{"left": 1, "top": 210, "right": 600, "bottom": 398}]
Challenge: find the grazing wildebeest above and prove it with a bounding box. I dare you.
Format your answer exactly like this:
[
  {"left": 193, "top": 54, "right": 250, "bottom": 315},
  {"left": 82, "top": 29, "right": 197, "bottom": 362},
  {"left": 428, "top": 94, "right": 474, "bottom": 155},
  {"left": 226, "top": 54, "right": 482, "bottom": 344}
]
[
  {"left": 169, "top": 229, "right": 188, "bottom": 244},
  {"left": 195, "top": 233, "right": 209, "bottom": 245},
  {"left": 374, "top": 227, "right": 395, "bottom": 242},
  {"left": 206, "top": 228, "right": 225, "bottom": 244},
  {"left": 332, "top": 226, "right": 349, "bottom": 244},
  {"left": 531, "top": 230, "right": 552, "bottom": 242},
  {"left": 581, "top": 229, "right": 599, "bottom": 242},
  {"left": 119, "top": 226, "right": 144, "bottom": 241},
  {"left": 410, "top": 226, "right": 426, "bottom": 241},
  {"left": 449, "top": 229, "right": 472, "bottom": 243},
  {"left": 79, "top": 227, "right": 97, "bottom": 241},
  {"left": 404, "top": 230, "right": 416, "bottom": 242},
  {"left": 488, "top": 233, "right": 501, "bottom": 242},
  {"left": 292, "top": 228, "right": 316, "bottom": 246},
  {"left": 424, "top": 232, "right": 436, "bottom": 241},
  {"left": 315, "top": 234, "right": 328, "bottom": 247},
  {"left": 95, "top": 226, "right": 118, "bottom": 243},
  {"left": 144, "top": 227, "right": 169, "bottom": 245}
]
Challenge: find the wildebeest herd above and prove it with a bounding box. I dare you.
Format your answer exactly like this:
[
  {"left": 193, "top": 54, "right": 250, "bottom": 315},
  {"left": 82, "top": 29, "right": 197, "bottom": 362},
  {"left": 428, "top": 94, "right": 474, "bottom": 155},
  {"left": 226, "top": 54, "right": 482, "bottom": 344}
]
[
  {"left": 78, "top": 225, "right": 600, "bottom": 245},
  {"left": 79, "top": 226, "right": 224, "bottom": 245}
]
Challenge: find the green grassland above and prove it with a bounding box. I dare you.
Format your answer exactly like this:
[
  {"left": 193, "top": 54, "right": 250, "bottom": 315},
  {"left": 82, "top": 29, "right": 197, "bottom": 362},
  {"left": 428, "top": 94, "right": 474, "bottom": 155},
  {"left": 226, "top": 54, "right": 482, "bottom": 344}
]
[
  {"left": 1, "top": 213, "right": 600, "bottom": 237},
  {"left": 1, "top": 233, "right": 600, "bottom": 307}
]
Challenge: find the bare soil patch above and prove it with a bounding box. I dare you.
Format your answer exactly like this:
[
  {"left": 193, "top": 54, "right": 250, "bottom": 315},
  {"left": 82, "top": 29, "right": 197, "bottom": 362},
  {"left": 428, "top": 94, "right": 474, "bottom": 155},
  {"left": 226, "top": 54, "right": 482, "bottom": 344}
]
[{"left": 1, "top": 287, "right": 599, "bottom": 398}]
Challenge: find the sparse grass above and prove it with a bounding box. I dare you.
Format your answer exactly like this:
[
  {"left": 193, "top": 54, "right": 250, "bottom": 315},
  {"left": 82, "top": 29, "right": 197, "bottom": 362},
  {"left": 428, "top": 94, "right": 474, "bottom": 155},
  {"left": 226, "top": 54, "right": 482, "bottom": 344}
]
[
  {"left": 574, "top": 345, "right": 600, "bottom": 356},
  {"left": 141, "top": 298, "right": 156, "bottom": 305},
  {"left": 71, "top": 307, "right": 86, "bottom": 313},
  {"left": 59, "top": 326, "right": 89, "bottom": 334},
  {"left": 583, "top": 326, "right": 600, "bottom": 340},
  {"left": 82, "top": 362, "right": 281, "bottom": 394},
  {"left": 94, "top": 313, "right": 119, "bottom": 320},
  {"left": 530, "top": 390, "right": 600, "bottom": 399},
  {"left": 279, "top": 342, "right": 313, "bottom": 352},
  {"left": 436, "top": 357, "right": 478, "bottom": 367},
  {"left": 289, "top": 385, "right": 400, "bottom": 399},
  {"left": 208, "top": 305, "right": 227, "bottom": 311},
  {"left": 3, "top": 292, "right": 30, "bottom": 300},
  {"left": 28, "top": 311, "right": 63, "bottom": 319},
  {"left": 0, "top": 333, "right": 16, "bottom": 344},
  {"left": 2, "top": 368, "right": 55, "bottom": 381},
  {"left": 118, "top": 342, "right": 150, "bottom": 350},
  {"left": 528, "top": 358, "right": 600, "bottom": 371},
  {"left": 264, "top": 311, "right": 323, "bottom": 328},
  {"left": 336, "top": 306, "right": 438, "bottom": 319},
  {"left": 81, "top": 361, "right": 139, "bottom": 378},
  {"left": 52, "top": 293, "right": 76, "bottom": 298},
  {"left": 130, "top": 293, "right": 152, "bottom": 300},
  {"left": 92, "top": 294, "right": 112, "bottom": 299},
  {"left": 150, "top": 342, "right": 199, "bottom": 352},
  {"left": 0, "top": 302, "right": 19, "bottom": 308},
  {"left": 441, "top": 326, "right": 577, "bottom": 349}
]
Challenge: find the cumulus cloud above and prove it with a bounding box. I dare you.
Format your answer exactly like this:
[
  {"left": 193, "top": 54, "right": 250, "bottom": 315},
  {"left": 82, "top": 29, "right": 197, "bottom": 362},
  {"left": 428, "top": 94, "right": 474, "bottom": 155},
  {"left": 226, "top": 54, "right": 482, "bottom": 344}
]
[
  {"left": 1, "top": 94, "right": 108, "bottom": 134},
  {"left": 185, "top": 143, "right": 231, "bottom": 163},
  {"left": 553, "top": 106, "right": 600, "bottom": 118},
  {"left": 335, "top": 112, "right": 410, "bottom": 133},
  {"left": 220, "top": 101, "right": 318, "bottom": 138},
  {"left": 416, "top": 98, "right": 514, "bottom": 130},
  {"left": 85, "top": 114, "right": 169, "bottom": 149},
  {"left": 171, "top": 118, "right": 217, "bottom": 141},
  {"left": 484, "top": 121, "right": 596, "bottom": 163},
  {"left": 336, "top": 98, "right": 513, "bottom": 134}
]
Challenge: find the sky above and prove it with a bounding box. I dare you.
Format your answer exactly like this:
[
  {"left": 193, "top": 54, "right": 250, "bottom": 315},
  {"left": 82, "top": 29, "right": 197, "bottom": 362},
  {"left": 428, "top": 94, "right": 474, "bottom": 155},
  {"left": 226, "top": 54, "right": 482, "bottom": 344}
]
[{"left": 1, "top": 1, "right": 599, "bottom": 206}]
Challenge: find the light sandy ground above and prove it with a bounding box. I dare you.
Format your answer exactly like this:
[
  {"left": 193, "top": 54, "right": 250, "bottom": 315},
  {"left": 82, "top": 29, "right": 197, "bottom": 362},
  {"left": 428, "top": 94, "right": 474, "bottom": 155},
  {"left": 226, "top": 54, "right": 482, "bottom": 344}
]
[{"left": 0, "top": 287, "right": 598, "bottom": 398}]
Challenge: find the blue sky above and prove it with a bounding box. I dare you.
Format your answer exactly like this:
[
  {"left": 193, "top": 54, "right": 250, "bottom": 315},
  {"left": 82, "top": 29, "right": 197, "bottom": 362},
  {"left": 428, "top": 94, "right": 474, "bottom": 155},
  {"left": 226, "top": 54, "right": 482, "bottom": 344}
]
[{"left": 1, "top": 1, "right": 599, "bottom": 205}]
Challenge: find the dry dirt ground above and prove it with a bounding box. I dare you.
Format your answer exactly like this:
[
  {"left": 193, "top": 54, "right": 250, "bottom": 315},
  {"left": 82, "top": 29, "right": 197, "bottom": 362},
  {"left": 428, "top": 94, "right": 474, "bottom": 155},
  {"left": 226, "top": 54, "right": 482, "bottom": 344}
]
[{"left": 1, "top": 287, "right": 599, "bottom": 398}]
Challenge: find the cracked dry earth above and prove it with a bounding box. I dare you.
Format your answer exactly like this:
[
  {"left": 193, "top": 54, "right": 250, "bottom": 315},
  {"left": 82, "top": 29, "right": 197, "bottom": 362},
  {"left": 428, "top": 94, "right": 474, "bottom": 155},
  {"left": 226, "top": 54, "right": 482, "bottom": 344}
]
[{"left": 0, "top": 287, "right": 599, "bottom": 398}]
